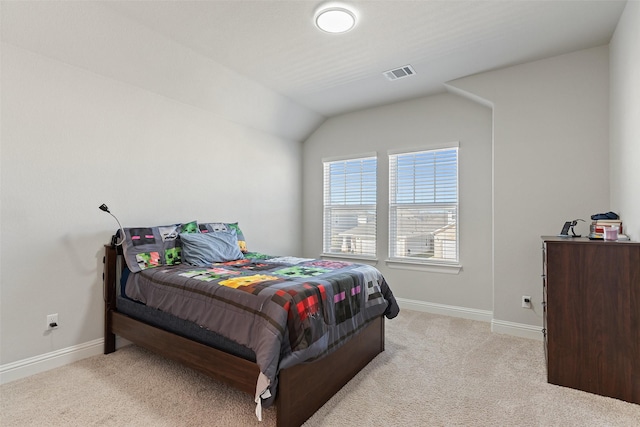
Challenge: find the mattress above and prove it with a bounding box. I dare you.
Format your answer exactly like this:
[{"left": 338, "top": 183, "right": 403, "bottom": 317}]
[{"left": 116, "top": 295, "right": 256, "bottom": 361}]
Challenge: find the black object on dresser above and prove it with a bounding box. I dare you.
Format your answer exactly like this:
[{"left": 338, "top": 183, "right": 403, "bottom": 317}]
[{"left": 542, "top": 236, "right": 640, "bottom": 404}]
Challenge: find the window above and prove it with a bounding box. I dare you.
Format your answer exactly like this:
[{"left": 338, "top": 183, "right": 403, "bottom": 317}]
[
  {"left": 389, "top": 146, "right": 458, "bottom": 263},
  {"left": 323, "top": 155, "right": 377, "bottom": 258}
]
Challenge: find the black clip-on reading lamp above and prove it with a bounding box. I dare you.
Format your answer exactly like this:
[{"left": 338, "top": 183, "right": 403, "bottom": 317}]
[
  {"left": 99, "top": 203, "right": 124, "bottom": 246},
  {"left": 558, "top": 219, "right": 585, "bottom": 237}
]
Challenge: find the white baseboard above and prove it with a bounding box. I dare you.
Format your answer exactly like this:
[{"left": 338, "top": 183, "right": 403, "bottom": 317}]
[
  {"left": 491, "top": 319, "right": 544, "bottom": 341},
  {"left": 0, "top": 338, "right": 104, "bottom": 385},
  {"left": 396, "top": 297, "right": 493, "bottom": 322},
  {"left": 0, "top": 305, "right": 542, "bottom": 385},
  {"left": 0, "top": 336, "right": 133, "bottom": 385},
  {"left": 397, "top": 297, "right": 543, "bottom": 341}
]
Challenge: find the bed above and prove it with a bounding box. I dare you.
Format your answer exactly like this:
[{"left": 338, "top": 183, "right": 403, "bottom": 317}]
[{"left": 102, "top": 221, "right": 399, "bottom": 427}]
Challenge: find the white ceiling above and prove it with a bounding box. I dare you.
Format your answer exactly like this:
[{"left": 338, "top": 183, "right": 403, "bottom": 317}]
[{"left": 102, "top": 0, "right": 627, "bottom": 117}]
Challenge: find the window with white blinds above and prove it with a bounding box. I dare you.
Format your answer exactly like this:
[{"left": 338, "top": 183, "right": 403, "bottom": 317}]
[
  {"left": 389, "top": 147, "right": 458, "bottom": 263},
  {"left": 323, "top": 156, "right": 377, "bottom": 258}
]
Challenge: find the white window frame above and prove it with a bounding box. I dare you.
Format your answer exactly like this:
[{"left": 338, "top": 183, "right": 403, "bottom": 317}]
[
  {"left": 388, "top": 144, "right": 460, "bottom": 268},
  {"left": 322, "top": 154, "right": 377, "bottom": 260}
]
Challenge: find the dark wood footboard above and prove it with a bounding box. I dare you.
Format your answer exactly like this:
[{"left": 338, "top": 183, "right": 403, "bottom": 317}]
[
  {"left": 103, "top": 244, "right": 385, "bottom": 427},
  {"left": 277, "top": 315, "right": 384, "bottom": 427}
]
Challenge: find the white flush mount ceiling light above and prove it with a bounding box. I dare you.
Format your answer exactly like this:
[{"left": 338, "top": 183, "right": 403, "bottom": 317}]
[{"left": 315, "top": 5, "right": 357, "bottom": 33}]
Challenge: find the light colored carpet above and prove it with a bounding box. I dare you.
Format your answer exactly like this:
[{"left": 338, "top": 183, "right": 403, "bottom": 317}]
[{"left": 2, "top": 309, "right": 639, "bottom": 426}]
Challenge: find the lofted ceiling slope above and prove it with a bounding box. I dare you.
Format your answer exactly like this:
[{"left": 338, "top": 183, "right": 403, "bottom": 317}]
[
  {"left": 104, "top": 0, "right": 626, "bottom": 117},
  {"left": 1, "top": 1, "right": 627, "bottom": 140}
]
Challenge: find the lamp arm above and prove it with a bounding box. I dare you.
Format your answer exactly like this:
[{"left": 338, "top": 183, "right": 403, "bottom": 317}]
[
  {"left": 109, "top": 212, "right": 125, "bottom": 246},
  {"left": 99, "top": 204, "right": 125, "bottom": 246}
]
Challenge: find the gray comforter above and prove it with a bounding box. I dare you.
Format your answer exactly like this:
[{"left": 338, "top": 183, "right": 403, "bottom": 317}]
[{"left": 124, "top": 252, "right": 399, "bottom": 412}]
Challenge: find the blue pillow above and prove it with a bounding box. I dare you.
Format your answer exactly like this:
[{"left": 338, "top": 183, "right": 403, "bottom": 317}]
[
  {"left": 198, "top": 222, "right": 247, "bottom": 252},
  {"left": 180, "top": 231, "right": 244, "bottom": 266}
]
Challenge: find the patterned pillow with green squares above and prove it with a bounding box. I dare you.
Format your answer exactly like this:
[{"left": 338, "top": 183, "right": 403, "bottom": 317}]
[{"left": 122, "top": 220, "right": 198, "bottom": 272}]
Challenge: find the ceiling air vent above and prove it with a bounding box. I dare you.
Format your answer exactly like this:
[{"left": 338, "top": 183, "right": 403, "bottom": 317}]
[{"left": 383, "top": 65, "right": 416, "bottom": 81}]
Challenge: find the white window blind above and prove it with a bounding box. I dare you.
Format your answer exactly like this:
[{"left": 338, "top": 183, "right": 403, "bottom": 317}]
[
  {"left": 323, "top": 156, "right": 377, "bottom": 257},
  {"left": 389, "top": 147, "right": 458, "bottom": 263}
]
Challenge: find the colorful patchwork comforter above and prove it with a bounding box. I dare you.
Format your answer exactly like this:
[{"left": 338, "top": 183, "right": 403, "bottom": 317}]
[{"left": 124, "top": 252, "right": 399, "bottom": 414}]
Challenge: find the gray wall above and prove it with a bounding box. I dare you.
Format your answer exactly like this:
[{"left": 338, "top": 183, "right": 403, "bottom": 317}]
[
  {"left": 303, "top": 94, "right": 494, "bottom": 315},
  {"left": 450, "top": 46, "right": 610, "bottom": 330},
  {"left": 303, "top": 46, "right": 612, "bottom": 334},
  {"left": 610, "top": 1, "right": 640, "bottom": 240},
  {"left": 0, "top": 3, "right": 315, "bottom": 368}
]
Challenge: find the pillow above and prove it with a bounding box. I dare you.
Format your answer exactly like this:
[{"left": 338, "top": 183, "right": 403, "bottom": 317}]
[
  {"left": 180, "top": 231, "right": 245, "bottom": 266},
  {"left": 121, "top": 221, "right": 198, "bottom": 272},
  {"left": 198, "top": 222, "right": 247, "bottom": 252}
]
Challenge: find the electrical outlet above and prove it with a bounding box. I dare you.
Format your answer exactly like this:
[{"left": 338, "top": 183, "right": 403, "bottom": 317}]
[
  {"left": 521, "top": 296, "right": 532, "bottom": 309},
  {"left": 47, "top": 313, "right": 59, "bottom": 329}
]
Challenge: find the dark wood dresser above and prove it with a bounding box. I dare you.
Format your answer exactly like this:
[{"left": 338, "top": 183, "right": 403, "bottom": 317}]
[{"left": 542, "top": 236, "right": 640, "bottom": 404}]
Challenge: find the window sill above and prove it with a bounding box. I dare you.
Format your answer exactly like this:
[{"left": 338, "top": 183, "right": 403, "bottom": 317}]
[
  {"left": 321, "top": 253, "right": 379, "bottom": 265},
  {"left": 385, "top": 259, "right": 462, "bottom": 274}
]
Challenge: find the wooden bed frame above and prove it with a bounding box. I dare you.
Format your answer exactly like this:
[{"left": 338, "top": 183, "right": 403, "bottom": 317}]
[{"left": 103, "top": 244, "right": 385, "bottom": 427}]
